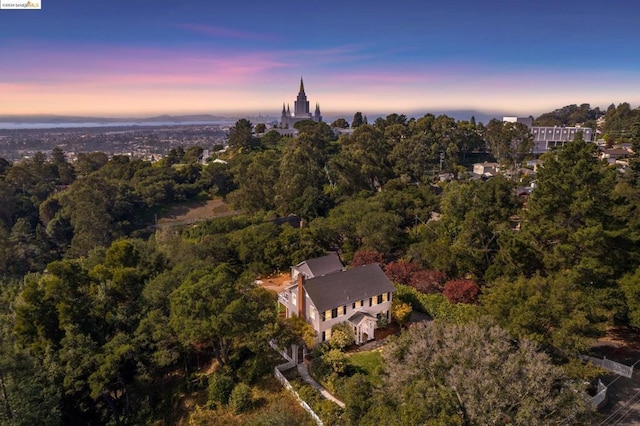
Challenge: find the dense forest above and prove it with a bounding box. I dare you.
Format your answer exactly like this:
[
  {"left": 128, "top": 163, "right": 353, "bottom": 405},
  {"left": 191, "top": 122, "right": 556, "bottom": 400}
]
[{"left": 1, "top": 103, "right": 640, "bottom": 425}]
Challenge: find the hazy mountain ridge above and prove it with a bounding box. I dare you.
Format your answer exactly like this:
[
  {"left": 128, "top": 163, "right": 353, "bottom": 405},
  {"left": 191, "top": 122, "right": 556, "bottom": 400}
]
[
  {"left": 0, "top": 114, "right": 232, "bottom": 123},
  {"left": 0, "top": 110, "right": 508, "bottom": 125}
]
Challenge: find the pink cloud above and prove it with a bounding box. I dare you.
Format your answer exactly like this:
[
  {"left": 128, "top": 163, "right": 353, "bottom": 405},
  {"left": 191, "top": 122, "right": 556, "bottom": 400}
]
[
  {"left": 0, "top": 45, "right": 290, "bottom": 88},
  {"left": 3, "top": 41, "right": 640, "bottom": 116}
]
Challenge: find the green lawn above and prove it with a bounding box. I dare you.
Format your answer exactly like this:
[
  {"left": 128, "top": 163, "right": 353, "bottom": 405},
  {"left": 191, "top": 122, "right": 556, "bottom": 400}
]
[{"left": 348, "top": 350, "right": 383, "bottom": 385}]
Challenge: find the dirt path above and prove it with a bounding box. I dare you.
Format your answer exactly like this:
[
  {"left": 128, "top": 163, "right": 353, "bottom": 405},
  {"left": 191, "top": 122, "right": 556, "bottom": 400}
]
[{"left": 257, "top": 273, "right": 293, "bottom": 292}]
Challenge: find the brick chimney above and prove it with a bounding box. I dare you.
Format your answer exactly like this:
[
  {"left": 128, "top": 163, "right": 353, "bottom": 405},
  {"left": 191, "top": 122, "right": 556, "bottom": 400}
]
[{"left": 297, "top": 274, "right": 305, "bottom": 318}]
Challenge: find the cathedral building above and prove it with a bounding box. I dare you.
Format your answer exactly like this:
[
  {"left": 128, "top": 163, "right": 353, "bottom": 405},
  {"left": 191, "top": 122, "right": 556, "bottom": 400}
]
[{"left": 280, "top": 78, "right": 323, "bottom": 129}]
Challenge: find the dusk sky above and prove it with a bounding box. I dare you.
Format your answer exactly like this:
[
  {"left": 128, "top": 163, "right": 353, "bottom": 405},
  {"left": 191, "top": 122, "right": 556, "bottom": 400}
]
[{"left": 1, "top": 0, "right": 639, "bottom": 117}]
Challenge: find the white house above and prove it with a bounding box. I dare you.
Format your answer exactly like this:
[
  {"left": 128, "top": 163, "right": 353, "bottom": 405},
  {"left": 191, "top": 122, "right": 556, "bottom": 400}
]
[{"left": 279, "top": 254, "right": 395, "bottom": 346}]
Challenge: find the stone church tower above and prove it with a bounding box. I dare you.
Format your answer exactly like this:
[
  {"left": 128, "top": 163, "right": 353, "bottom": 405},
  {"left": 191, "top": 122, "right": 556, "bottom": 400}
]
[{"left": 280, "top": 78, "right": 322, "bottom": 129}]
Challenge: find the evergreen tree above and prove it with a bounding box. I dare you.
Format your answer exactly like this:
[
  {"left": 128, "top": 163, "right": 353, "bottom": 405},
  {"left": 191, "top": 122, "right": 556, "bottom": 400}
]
[{"left": 351, "top": 112, "right": 364, "bottom": 128}]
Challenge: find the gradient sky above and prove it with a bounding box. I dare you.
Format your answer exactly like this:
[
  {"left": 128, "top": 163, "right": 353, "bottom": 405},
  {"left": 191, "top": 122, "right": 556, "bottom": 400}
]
[{"left": 1, "top": 0, "right": 639, "bottom": 117}]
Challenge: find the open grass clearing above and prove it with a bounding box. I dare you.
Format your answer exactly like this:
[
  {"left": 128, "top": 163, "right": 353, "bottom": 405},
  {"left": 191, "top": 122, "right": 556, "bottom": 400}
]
[{"left": 348, "top": 350, "right": 383, "bottom": 385}]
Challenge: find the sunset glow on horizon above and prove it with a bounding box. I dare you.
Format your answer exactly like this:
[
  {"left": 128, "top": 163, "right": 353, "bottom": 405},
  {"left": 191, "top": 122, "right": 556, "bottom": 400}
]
[{"left": 2, "top": 0, "right": 640, "bottom": 118}]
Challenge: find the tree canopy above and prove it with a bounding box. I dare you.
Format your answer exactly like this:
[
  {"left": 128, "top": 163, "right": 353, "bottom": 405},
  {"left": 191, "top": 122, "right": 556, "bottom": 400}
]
[
  {"left": 3, "top": 105, "right": 640, "bottom": 424},
  {"left": 366, "top": 320, "right": 593, "bottom": 425}
]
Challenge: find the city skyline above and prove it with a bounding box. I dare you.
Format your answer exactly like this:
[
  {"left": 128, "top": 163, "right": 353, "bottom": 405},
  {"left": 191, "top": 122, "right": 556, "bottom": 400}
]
[{"left": 1, "top": 0, "right": 639, "bottom": 117}]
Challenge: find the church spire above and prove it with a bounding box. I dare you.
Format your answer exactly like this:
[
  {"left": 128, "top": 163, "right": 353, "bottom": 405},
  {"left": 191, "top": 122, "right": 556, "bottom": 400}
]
[{"left": 299, "top": 77, "right": 305, "bottom": 94}]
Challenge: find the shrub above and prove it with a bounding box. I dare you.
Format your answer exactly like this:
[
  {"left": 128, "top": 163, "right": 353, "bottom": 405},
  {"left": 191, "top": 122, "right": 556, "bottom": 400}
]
[
  {"left": 247, "top": 398, "right": 312, "bottom": 425},
  {"left": 391, "top": 299, "right": 412, "bottom": 326},
  {"left": 229, "top": 382, "right": 253, "bottom": 414},
  {"left": 376, "top": 315, "right": 389, "bottom": 328},
  {"left": 410, "top": 269, "right": 447, "bottom": 294},
  {"left": 394, "top": 284, "right": 479, "bottom": 324},
  {"left": 207, "top": 372, "right": 235, "bottom": 407},
  {"left": 323, "top": 349, "right": 349, "bottom": 375},
  {"left": 350, "top": 249, "right": 384, "bottom": 267},
  {"left": 310, "top": 354, "right": 331, "bottom": 382},
  {"left": 384, "top": 260, "right": 418, "bottom": 285},
  {"left": 330, "top": 322, "right": 355, "bottom": 351},
  {"left": 295, "top": 381, "right": 321, "bottom": 404},
  {"left": 341, "top": 374, "right": 373, "bottom": 424},
  {"left": 235, "top": 355, "right": 272, "bottom": 385},
  {"left": 443, "top": 279, "right": 480, "bottom": 304},
  {"left": 316, "top": 399, "right": 344, "bottom": 425}
]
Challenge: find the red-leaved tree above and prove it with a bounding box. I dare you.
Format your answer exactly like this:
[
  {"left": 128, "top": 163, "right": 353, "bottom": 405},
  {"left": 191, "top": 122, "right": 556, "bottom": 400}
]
[
  {"left": 443, "top": 279, "right": 480, "bottom": 304},
  {"left": 349, "top": 249, "right": 384, "bottom": 267},
  {"left": 410, "top": 269, "right": 447, "bottom": 294},
  {"left": 384, "top": 260, "right": 418, "bottom": 285}
]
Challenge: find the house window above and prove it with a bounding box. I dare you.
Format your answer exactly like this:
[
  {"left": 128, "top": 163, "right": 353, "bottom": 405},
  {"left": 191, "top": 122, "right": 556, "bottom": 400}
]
[
  {"left": 321, "top": 331, "right": 326, "bottom": 341},
  {"left": 369, "top": 297, "right": 373, "bottom": 307},
  {"left": 331, "top": 308, "right": 338, "bottom": 319},
  {"left": 321, "top": 311, "right": 326, "bottom": 321},
  {"left": 377, "top": 294, "right": 383, "bottom": 304},
  {"left": 310, "top": 308, "right": 316, "bottom": 320},
  {"left": 291, "top": 292, "right": 297, "bottom": 306},
  {"left": 382, "top": 293, "right": 388, "bottom": 303}
]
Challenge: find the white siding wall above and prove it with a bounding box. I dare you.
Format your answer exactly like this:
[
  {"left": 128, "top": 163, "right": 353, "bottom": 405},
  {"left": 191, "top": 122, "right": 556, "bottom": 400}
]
[{"left": 315, "top": 293, "right": 393, "bottom": 343}]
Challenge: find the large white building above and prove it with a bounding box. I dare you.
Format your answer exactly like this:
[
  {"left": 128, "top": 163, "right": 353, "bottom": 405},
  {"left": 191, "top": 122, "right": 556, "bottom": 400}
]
[
  {"left": 530, "top": 126, "right": 594, "bottom": 153},
  {"left": 504, "top": 116, "right": 594, "bottom": 154}
]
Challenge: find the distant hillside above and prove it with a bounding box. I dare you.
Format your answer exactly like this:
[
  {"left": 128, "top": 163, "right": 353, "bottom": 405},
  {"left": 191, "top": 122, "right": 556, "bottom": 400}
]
[
  {"left": 138, "top": 114, "right": 231, "bottom": 122},
  {"left": 423, "top": 109, "right": 504, "bottom": 124},
  {"left": 325, "top": 110, "right": 505, "bottom": 125},
  {"left": 0, "top": 114, "right": 116, "bottom": 123},
  {"left": 599, "top": 102, "right": 640, "bottom": 142},
  {"left": 533, "top": 104, "right": 602, "bottom": 127},
  {"left": 0, "top": 114, "right": 231, "bottom": 123},
  {"left": 531, "top": 102, "right": 640, "bottom": 143}
]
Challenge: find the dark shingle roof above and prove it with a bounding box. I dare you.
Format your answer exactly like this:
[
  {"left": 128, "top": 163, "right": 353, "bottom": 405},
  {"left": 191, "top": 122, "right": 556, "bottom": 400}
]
[
  {"left": 295, "top": 252, "right": 343, "bottom": 278},
  {"left": 303, "top": 263, "right": 394, "bottom": 312},
  {"left": 348, "top": 311, "right": 376, "bottom": 326}
]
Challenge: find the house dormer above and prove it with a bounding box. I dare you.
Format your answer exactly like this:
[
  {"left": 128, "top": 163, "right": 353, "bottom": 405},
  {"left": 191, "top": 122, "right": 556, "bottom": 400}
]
[{"left": 291, "top": 252, "right": 343, "bottom": 282}]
